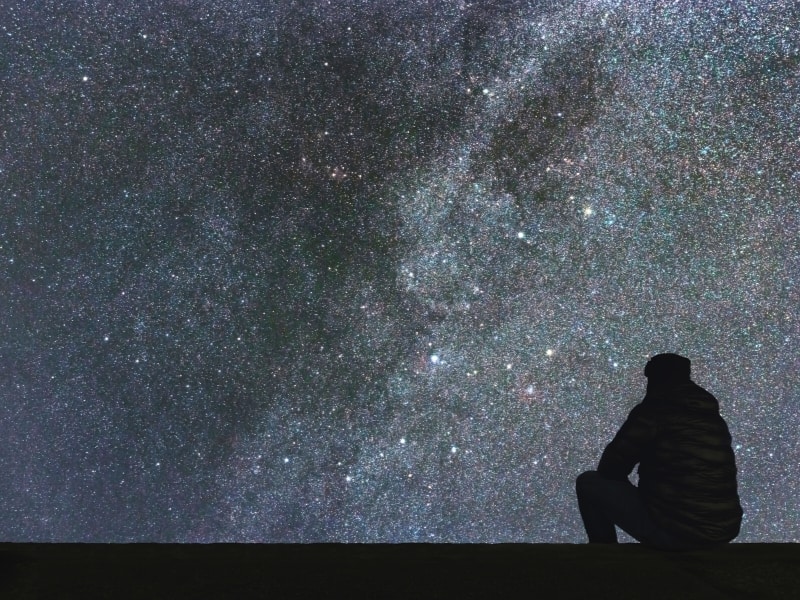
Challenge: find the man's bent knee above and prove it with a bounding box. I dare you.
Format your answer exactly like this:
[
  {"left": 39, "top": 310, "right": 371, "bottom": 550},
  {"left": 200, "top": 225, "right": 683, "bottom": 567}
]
[{"left": 576, "top": 470, "right": 600, "bottom": 493}]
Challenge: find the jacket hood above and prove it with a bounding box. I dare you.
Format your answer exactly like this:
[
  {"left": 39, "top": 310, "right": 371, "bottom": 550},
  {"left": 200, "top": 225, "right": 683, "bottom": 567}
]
[{"left": 644, "top": 381, "right": 720, "bottom": 412}]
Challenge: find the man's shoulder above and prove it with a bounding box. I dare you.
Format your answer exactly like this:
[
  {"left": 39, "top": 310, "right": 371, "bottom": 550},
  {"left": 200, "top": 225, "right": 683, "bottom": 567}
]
[
  {"left": 677, "top": 381, "right": 720, "bottom": 410},
  {"left": 622, "top": 400, "right": 660, "bottom": 428}
]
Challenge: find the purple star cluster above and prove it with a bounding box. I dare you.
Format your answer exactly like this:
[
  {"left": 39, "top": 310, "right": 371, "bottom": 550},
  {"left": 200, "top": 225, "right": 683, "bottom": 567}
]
[{"left": 1, "top": 0, "right": 798, "bottom": 542}]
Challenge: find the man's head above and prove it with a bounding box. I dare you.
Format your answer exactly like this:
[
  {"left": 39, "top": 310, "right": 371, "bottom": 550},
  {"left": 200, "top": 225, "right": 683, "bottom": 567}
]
[{"left": 644, "top": 353, "right": 691, "bottom": 387}]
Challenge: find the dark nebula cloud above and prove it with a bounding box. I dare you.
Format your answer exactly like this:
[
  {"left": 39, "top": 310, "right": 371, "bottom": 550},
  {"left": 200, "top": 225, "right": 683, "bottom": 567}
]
[{"left": 1, "top": 0, "right": 798, "bottom": 541}]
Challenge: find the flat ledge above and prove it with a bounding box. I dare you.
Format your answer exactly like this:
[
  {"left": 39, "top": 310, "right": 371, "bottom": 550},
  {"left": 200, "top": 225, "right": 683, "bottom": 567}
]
[{"left": 2, "top": 542, "right": 798, "bottom": 599}]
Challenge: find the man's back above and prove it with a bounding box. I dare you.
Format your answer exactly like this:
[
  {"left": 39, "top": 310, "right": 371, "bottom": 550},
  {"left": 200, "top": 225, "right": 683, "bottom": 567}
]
[{"left": 632, "top": 381, "right": 742, "bottom": 544}]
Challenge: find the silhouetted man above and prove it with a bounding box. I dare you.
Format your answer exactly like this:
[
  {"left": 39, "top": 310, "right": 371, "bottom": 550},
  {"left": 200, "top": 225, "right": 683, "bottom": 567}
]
[{"left": 576, "top": 353, "right": 742, "bottom": 549}]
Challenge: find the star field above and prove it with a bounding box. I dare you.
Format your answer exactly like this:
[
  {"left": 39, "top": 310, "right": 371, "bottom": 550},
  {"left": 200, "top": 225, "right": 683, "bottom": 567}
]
[{"left": 1, "top": 0, "right": 798, "bottom": 542}]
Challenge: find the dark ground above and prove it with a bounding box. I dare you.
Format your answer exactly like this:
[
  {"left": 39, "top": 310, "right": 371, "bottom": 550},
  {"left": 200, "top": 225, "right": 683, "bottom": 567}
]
[{"left": 1, "top": 543, "right": 798, "bottom": 599}]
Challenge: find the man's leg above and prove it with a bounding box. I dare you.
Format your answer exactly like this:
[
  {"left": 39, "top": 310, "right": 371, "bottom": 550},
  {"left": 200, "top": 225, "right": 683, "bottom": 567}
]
[
  {"left": 576, "top": 470, "right": 675, "bottom": 546},
  {"left": 576, "top": 471, "right": 624, "bottom": 542}
]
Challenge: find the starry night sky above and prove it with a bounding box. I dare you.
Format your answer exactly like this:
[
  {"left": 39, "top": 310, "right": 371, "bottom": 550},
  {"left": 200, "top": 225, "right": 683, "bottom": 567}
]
[{"left": 1, "top": 0, "right": 798, "bottom": 542}]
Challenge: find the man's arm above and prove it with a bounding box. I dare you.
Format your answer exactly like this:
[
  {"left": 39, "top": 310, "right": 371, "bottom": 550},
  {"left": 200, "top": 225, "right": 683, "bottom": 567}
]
[{"left": 597, "top": 403, "right": 657, "bottom": 481}]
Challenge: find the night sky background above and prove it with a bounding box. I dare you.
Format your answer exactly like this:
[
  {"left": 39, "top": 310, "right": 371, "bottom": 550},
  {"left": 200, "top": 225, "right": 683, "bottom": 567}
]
[{"left": 1, "top": 0, "right": 798, "bottom": 542}]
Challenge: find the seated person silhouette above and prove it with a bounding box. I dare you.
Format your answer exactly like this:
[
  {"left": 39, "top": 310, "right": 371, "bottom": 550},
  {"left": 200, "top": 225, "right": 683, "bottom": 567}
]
[{"left": 576, "top": 353, "right": 742, "bottom": 549}]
